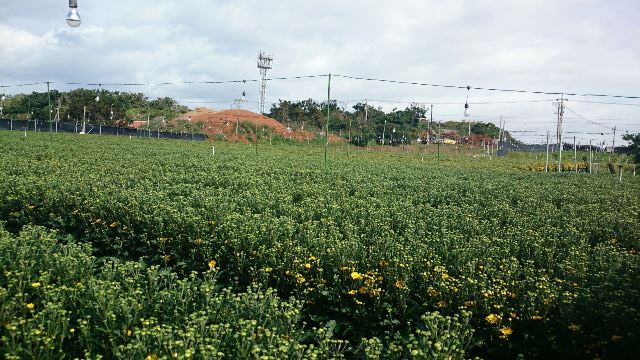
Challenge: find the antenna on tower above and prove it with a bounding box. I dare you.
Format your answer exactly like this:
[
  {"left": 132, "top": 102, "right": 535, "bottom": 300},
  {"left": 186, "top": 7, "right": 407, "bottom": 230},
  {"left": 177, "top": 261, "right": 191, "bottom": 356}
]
[{"left": 257, "top": 50, "right": 273, "bottom": 114}]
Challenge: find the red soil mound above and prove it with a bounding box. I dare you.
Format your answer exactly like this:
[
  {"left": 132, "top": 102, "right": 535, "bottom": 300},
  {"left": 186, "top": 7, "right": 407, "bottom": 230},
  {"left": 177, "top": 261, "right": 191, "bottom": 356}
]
[{"left": 178, "top": 107, "right": 320, "bottom": 142}]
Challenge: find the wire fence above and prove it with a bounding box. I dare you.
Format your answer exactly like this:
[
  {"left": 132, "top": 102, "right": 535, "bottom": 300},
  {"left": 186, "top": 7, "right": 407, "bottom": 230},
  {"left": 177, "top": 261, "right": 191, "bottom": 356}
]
[{"left": 0, "top": 118, "right": 207, "bottom": 141}]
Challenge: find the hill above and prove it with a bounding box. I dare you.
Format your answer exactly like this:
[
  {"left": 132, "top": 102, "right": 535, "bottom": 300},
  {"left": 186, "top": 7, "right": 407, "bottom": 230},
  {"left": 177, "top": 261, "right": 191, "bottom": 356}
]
[{"left": 177, "top": 108, "right": 336, "bottom": 143}]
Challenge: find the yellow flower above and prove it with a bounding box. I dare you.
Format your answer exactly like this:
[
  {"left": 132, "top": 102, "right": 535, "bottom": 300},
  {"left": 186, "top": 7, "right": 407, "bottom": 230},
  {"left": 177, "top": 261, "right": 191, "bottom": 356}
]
[
  {"left": 208, "top": 259, "right": 217, "bottom": 269},
  {"left": 485, "top": 313, "right": 499, "bottom": 324},
  {"left": 304, "top": 263, "right": 312, "bottom": 270},
  {"left": 531, "top": 315, "right": 543, "bottom": 321},
  {"left": 31, "top": 282, "right": 41, "bottom": 288},
  {"left": 358, "top": 286, "right": 368, "bottom": 294},
  {"left": 340, "top": 266, "right": 350, "bottom": 272},
  {"left": 145, "top": 354, "right": 158, "bottom": 360},
  {"left": 464, "top": 300, "right": 475, "bottom": 307},
  {"left": 500, "top": 326, "right": 513, "bottom": 336},
  {"left": 308, "top": 256, "right": 317, "bottom": 261},
  {"left": 441, "top": 273, "right": 450, "bottom": 280},
  {"left": 437, "top": 300, "right": 448, "bottom": 308},
  {"left": 395, "top": 280, "right": 406, "bottom": 289},
  {"left": 348, "top": 289, "right": 357, "bottom": 295},
  {"left": 378, "top": 259, "right": 388, "bottom": 268},
  {"left": 162, "top": 254, "right": 172, "bottom": 263},
  {"left": 355, "top": 300, "right": 364, "bottom": 305},
  {"left": 69, "top": 328, "right": 75, "bottom": 334},
  {"left": 263, "top": 267, "right": 273, "bottom": 273},
  {"left": 350, "top": 272, "right": 363, "bottom": 280},
  {"left": 369, "top": 288, "right": 381, "bottom": 297},
  {"left": 26, "top": 303, "right": 35, "bottom": 310},
  {"left": 110, "top": 222, "right": 117, "bottom": 228},
  {"left": 568, "top": 323, "right": 580, "bottom": 332},
  {"left": 126, "top": 329, "right": 132, "bottom": 337},
  {"left": 194, "top": 238, "right": 203, "bottom": 245},
  {"left": 296, "top": 275, "right": 306, "bottom": 284}
]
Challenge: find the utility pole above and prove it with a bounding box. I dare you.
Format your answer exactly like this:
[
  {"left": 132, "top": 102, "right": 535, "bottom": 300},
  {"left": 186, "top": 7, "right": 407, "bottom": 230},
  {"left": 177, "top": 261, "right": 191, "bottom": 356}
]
[
  {"left": 554, "top": 95, "right": 567, "bottom": 173},
  {"left": 612, "top": 126, "right": 617, "bottom": 157},
  {"left": 364, "top": 99, "right": 368, "bottom": 123},
  {"left": 47, "top": 82, "right": 52, "bottom": 133},
  {"left": 589, "top": 139, "right": 593, "bottom": 174},
  {"left": 545, "top": 131, "right": 550, "bottom": 172},
  {"left": 82, "top": 106, "right": 86, "bottom": 134},
  {"left": 430, "top": 104, "right": 434, "bottom": 144},
  {"left": 574, "top": 136, "right": 577, "bottom": 173},
  {"left": 497, "top": 115, "right": 503, "bottom": 154},
  {"left": 437, "top": 121, "right": 441, "bottom": 164},
  {"left": 54, "top": 98, "right": 61, "bottom": 133},
  {"left": 382, "top": 118, "right": 387, "bottom": 145},
  {"left": 325, "top": 73, "right": 331, "bottom": 166},
  {"left": 500, "top": 118, "right": 506, "bottom": 155}
]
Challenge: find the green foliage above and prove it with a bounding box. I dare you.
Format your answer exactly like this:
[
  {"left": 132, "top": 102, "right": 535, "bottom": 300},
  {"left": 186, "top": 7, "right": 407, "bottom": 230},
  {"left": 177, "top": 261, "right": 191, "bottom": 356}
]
[
  {"left": 621, "top": 132, "right": 640, "bottom": 163},
  {"left": 0, "top": 225, "right": 348, "bottom": 359},
  {"left": 0, "top": 89, "right": 188, "bottom": 127},
  {"left": 0, "top": 132, "right": 639, "bottom": 358},
  {"left": 268, "top": 99, "right": 510, "bottom": 145}
]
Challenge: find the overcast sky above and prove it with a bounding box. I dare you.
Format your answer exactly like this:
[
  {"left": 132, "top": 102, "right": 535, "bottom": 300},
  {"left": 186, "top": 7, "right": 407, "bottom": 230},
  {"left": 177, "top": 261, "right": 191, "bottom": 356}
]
[{"left": 1, "top": 0, "right": 639, "bottom": 144}]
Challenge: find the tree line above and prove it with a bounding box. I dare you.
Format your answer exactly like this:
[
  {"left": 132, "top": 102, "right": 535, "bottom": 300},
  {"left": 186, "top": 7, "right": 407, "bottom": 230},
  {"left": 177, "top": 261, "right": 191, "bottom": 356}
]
[
  {"left": 268, "top": 99, "right": 511, "bottom": 145},
  {"left": 0, "top": 89, "right": 189, "bottom": 127}
]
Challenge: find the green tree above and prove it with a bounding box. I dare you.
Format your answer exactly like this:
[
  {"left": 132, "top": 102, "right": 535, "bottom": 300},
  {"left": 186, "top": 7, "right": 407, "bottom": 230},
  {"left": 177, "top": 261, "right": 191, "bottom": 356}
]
[{"left": 621, "top": 133, "right": 640, "bottom": 163}]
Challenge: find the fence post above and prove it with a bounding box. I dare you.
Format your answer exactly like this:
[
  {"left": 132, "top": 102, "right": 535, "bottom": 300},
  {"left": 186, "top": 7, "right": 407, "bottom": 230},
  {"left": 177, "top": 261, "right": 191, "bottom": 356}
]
[{"left": 619, "top": 165, "right": 623, "bottom": 183}]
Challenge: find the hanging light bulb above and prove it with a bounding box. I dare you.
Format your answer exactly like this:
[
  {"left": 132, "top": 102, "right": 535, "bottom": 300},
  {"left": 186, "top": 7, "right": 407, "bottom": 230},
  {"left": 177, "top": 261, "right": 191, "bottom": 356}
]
[
  {"left": 66, "top": 0, "right": 81, "bottom": 27},
  {"left": 463, "top": 85, "right": 471, "bottom": 117},
  {"left": 95, "top": 94, "right": 100, "bottom": 102},
  {"left": 95, "top": 84, "right": 101, "bottom": 102},
  {"left": 241, "top": 80, "right": 247, "bottom": 101}
]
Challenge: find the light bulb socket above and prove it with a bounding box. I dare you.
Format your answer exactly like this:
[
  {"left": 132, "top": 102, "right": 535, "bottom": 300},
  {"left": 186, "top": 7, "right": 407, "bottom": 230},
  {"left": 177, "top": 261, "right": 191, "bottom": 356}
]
[{"left": 69, "top": 0, "right": 78, "bottom": 8}]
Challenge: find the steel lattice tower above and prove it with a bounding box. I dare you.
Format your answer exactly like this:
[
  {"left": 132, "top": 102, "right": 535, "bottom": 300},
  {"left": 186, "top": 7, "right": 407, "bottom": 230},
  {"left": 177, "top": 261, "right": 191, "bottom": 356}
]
[{"left": 257, "top": 51, "right": 273, "bottom": 114}]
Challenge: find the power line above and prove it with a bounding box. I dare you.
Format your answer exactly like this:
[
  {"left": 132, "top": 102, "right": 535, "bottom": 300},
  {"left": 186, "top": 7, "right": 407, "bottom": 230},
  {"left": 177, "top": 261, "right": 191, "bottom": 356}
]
[
  {"left": 0, "top": 74, "right": 328, "bottom": 88},
  {"left": 564, "top": 106, "right": 611, "bottom": 130},
  {"left": 338, "top": 98, "right": 555, "bottom": 106},
  {"left": 331, "top": 74, "right": 640, "bottom": 99},
  {"left": 569, "top": 99, "right": 640, "bottom": 106},
  {"left": 2, "top": 73, "right": 639, "bottom": 100}
]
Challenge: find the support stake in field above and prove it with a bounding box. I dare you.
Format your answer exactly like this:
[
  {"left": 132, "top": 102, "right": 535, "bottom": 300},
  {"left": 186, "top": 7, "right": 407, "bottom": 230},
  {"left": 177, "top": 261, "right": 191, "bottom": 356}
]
[{"left": 545, "top": 131, "right": 550, "bottom": 172}]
